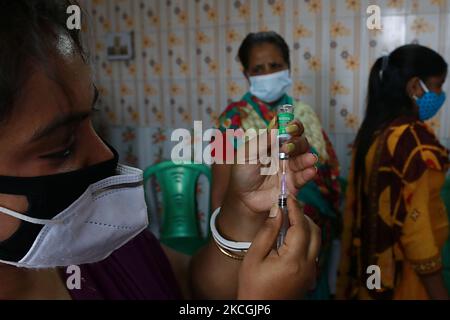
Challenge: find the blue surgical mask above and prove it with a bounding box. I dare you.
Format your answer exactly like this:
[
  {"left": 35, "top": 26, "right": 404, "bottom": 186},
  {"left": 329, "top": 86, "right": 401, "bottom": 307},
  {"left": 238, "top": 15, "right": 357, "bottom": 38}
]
[
  {"left": 249, "top": 69, "right": 292, "bottom": 103},
  {"left": 414, "top": 80, "right": 446, "bottom": 121}
]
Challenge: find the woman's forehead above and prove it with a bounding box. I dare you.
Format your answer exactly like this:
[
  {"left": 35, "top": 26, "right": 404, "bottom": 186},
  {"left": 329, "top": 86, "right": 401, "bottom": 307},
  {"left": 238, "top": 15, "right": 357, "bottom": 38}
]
[
  {"left": 427, "top": 73, "right": 447, "bottom": 84},
  {"left": 249, "top": 43, "right": 284, "bottom": 62},
  {"left": 1, "top": 55, "right": 92, "bottom": 137}
]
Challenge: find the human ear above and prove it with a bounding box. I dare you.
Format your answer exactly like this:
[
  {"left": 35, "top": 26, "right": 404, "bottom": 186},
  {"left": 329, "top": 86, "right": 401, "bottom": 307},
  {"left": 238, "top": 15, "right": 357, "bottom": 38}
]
[{"left": 406, "top": 77, "right": 423, "bottom": 99}]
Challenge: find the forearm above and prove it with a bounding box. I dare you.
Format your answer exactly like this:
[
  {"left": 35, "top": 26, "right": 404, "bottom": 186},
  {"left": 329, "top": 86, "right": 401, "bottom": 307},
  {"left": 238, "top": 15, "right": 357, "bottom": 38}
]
[
  {"left": 190, "top": 196, "right": 267, "bottom": 299},
  {"left": 420, "top": 271, "right": 449, "bottom": 300},
  {"left": 211, "top": 164, "right": 232, "bottom": 211},
  {"left": 190, "top": 240, "right": 241, "bottom": 299}
]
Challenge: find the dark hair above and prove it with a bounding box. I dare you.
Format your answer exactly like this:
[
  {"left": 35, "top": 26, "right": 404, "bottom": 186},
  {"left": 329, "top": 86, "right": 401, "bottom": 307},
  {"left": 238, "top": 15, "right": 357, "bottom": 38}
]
[
  {"left": 0, "top": 0, "right": 85, "bottom": 123},
  {"left": 354, "top": 44, "right": 447, "bottom": 187},
  {"left": 237, "top": 31, "right": 290, "bottom": 71}
]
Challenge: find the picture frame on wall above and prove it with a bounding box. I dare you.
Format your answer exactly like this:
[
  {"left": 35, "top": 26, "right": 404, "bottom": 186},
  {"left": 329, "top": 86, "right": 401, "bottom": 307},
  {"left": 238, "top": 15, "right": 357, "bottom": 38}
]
[{"left": 106, "top": 32, "right": 134, "bottom": 61}]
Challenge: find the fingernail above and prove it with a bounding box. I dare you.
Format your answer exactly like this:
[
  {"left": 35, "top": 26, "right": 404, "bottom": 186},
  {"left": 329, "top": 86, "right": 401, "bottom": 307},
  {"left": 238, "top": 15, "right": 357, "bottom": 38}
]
[
  {"left": 286, "top": 124, "right": 299, "bottom": 134},
  {"left": 269, "top": 205, "right": 279, "bottom": 218},
  {"left": 286, "top": 143, "right": 295, "bottom": 154},
  {"left": 312, "top": 153, "right": 319, "bottom": 164},
  {"left": 268, "top": 117, "right": 277, "bottom": 130}
]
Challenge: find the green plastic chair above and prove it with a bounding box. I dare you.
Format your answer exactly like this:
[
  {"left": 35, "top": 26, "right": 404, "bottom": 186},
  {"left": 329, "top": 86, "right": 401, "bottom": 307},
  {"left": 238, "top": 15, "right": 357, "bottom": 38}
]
[
  {"left": 143, "top": 161, "right": 212, "bottom": 256},
  {"left": 441, "top": 178, "right": 450, "bottom": 293}
]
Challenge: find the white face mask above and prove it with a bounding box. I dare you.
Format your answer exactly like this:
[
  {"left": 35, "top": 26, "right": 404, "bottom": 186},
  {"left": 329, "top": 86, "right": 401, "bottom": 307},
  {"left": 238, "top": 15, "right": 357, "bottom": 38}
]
[
  {"left": 0, "top": 165, "right": 149, "bottom": 269},
  {"left": 249, "top": 69, "right": 292, "bottom": 103}
]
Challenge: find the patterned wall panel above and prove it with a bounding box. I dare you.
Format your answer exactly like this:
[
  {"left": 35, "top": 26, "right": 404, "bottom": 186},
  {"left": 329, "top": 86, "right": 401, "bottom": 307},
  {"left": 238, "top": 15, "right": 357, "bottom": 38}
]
[{"left": 81, "top": 0, "right": 450, "bottom": 179}]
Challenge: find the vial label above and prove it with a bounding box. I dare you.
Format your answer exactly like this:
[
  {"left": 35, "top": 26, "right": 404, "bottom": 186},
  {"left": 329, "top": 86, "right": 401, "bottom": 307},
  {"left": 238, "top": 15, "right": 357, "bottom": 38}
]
[{"left": 278, "top": 112, "right": 294, "bottom": 135}]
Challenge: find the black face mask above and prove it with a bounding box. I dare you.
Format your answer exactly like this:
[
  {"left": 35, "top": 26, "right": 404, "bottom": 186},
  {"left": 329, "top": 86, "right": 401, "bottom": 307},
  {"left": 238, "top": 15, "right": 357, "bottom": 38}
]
[{"left": 0, "top": 146, "right": 119, "bottom": 262}]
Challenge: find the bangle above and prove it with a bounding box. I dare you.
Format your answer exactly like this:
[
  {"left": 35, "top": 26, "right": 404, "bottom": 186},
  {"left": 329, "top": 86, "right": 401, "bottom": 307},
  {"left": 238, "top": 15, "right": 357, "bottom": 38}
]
[
  {"left": 210, "top": 207, "right": 251, "bottom": 254},
  {"left": 213, "top": 240, "right": 245, "bottom": 261}
]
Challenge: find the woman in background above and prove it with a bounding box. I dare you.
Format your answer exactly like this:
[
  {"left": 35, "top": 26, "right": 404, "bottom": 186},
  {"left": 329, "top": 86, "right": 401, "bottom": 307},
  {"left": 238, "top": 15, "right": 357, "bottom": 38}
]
[
  {"left": 212, "top": 31, "right": 341, "bottom": 299},
  {"left": 337, "top": 44, "right": 449, "bottom": 300}
]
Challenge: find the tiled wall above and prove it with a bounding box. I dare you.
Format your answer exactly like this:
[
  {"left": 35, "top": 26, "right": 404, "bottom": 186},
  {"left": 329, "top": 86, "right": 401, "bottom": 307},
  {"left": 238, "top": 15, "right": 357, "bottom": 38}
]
[{"left": 82, "top": 0, "right": 450, "bottom": 179}]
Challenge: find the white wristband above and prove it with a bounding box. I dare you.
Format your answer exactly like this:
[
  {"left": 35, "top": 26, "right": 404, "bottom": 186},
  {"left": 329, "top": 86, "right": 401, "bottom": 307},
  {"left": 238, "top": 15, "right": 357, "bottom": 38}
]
[{"left": 210, "top": 207, "right": 251, "bottom": 253}]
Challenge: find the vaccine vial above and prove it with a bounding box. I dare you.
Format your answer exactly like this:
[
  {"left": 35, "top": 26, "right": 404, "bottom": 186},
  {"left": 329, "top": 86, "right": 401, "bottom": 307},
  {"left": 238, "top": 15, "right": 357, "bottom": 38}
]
[{"left": 277, "top": 104, "right": 294, "bottom": 160}]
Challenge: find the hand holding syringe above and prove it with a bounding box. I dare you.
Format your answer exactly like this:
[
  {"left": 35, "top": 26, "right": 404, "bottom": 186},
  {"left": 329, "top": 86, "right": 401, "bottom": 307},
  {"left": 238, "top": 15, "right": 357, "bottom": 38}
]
[{"left": 274, "top": 104, "right": 319, "bottom": 249}]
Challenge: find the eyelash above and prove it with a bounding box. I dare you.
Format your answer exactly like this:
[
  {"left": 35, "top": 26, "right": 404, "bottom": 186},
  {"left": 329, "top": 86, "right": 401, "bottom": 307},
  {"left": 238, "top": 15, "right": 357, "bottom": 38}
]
[
  {"left": 39, "top": 106, "right": 99, "bottom": 161},
  {"left": 41, "top": 142, "right": 75, "bottom": 160}
]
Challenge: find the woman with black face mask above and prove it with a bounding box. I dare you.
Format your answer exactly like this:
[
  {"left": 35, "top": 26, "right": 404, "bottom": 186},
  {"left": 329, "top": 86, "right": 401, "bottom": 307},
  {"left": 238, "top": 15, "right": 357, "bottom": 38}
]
[{"left": 0, "top": 0, "right": 320, "bottom": 300}]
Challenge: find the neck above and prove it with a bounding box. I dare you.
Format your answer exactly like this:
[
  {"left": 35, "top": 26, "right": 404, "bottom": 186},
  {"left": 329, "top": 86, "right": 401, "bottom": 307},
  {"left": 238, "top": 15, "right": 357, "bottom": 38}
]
[
  {"left": 0, "top": 263, "right": 69, "bottom": 299},
  {"left": 253, "top": 94, "right": 287, "bottom": 107},
  {"left": 269, "top": 98, "right": 283, "bottom": 107},
  {"left": 0, "top": 263, "right": 34, "bottom": 299}
]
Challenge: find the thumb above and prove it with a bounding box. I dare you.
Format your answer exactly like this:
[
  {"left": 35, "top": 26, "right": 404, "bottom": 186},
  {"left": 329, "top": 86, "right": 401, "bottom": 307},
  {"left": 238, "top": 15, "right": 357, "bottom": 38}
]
[{"left": 245, "top": 205, "right": 282, "bottom": 263}]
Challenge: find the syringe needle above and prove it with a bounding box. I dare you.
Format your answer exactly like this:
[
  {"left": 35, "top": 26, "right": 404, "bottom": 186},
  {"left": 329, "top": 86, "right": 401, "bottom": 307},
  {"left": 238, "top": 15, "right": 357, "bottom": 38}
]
[
  {"left": 277, "top": 159, "right": 289, "bottom": 249},
  {"left": 281, "top": 160, "right": 287, "bottom": 195}
]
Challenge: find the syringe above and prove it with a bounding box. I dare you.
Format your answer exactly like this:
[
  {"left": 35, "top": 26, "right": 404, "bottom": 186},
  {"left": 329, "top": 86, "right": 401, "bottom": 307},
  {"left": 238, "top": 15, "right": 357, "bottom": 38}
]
[
  {"left": 275, "top": 104, "right": 294, "bottom": 249},
  {"left": 276, "top": 159, "right": 289, "bottom": 249}
]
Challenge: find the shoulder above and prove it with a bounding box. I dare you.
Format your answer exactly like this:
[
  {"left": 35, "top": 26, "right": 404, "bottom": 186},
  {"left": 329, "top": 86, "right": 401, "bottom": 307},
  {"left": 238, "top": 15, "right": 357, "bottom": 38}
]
[
  {"left": 292, "top": 99, "right": 330, "bottom": 160},
  {"left": 68, "top": 230, "right": 182, "bottom": 299},
  {"left": 292, "top": 100, "right": 324, "bottom": 133},
  {"left": 293, "top": 100, "right": 320, "bottom": 120},
  {"left": 217, "top": 100, "right": 248, "bottom": 131},
  {"left": 386, "top": 119, "right": 449, "bottom": 179},
  {"left": 222, "top": 100, "right": 247, "bottom": 114},
  {"left": 387, "top": 119, "right": 448, "bottom": 161}
]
